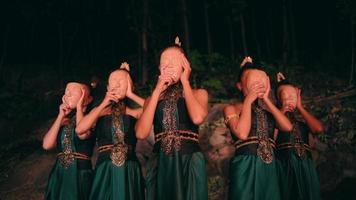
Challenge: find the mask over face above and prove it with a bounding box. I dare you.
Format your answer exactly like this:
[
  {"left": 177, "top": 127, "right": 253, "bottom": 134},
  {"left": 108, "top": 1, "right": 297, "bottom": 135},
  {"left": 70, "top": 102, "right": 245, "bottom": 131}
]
[
  {"left": 107, "top": 70, "right": 129, "bottom": 100},
  {"left": 241, "top": 69, "right": 268, "bottom": 97},
  {"left": 159, "top": 48, "right": 183, "bottom": 84},
  {"left": 62, "top": 82, "right": 91, "bottom": 109},
  {"left": 278, "top": 85, "right": 298, "bottom": 112}
]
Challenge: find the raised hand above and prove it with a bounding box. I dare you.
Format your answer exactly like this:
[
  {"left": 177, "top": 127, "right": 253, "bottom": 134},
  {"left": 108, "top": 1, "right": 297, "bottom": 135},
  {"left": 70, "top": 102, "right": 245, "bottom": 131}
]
[
  {"left": 180, "top": 54, "right": 191, "bottom": 83},
  {"left": 155, "top": 74, "right": 174, "bottom": 94},
  {"left": 101, "top": 90, "right": 118, "bottom": 108},
  {"left": 245, "top": 82, "right": 265, "bottom": 104},
  {"left": 262, "top": 76, "right": 271, "bottom": 100},
  {"left": 126, "top": 76, "right": 134, "bottom": 97},
  {"left": 296, "top": 88, "right": 303, "bottom": 109},
  {"left": 76, "top": 88, "right": 86, "bottom": 112}
]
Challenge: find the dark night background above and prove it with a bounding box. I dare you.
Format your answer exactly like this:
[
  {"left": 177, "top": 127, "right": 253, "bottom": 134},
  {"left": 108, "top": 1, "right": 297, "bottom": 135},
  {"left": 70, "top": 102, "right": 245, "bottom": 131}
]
[{"left": 0, "top": 0, "right": 356, "bottom": 199}]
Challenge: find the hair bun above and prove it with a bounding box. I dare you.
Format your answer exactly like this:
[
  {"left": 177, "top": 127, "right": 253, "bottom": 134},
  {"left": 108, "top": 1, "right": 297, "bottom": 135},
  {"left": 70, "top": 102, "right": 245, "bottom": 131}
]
[
  {"left": 120, "top": 62, "right": 130, "bottom": 71},
  {"left": 175, "top": 36, "right": 182, "bottom": 47},
  {"left": 276, "top": 72, "right": 286, "bottom": 83}
]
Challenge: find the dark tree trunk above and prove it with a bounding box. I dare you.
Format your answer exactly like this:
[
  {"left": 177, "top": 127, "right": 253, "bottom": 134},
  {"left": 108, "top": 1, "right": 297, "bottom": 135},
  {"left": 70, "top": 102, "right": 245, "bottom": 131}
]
[
  {"left": 240, "top": 13, "right": 248, "bottom": 55},
  {"left": 0, "top": 25, "right": 9, "bottom": 80},
  {"left": 203, "top": 0, "right": 212, "bottom": 54},
  {"left": 227, "top": 16, "right": 235, "bottom": 60},
  {"left": 64, "top": 24, "right": 79, "bottom": 66},
  {"left": 87, "top": 27, "right": 95, "bottom": 65},
  {"left": 266, "top": 9, "right": 274, "bottom": 61},
  {"left": 327, "top": 15, "right": 334, "bottom": 65},
  {"left": 288, "top": 0, "right": 298, "bottom": 63},
  {"left": 58, "top": 22, "right": 64, "bottom": 87},
  {"left": 282, "top": 0, "right": 289, "bottom": 65},
  {"left": 350, "top": 17, "right": 355, "bottom": 86},
  {"left": 180, "top": 0, "right": 190, "bottom": 50},
  {"left": 141, "top": 0, "right": 149, "bottom": 85},
  {"left": 250, "top": 7, "right": 261, "bottom": 59}
]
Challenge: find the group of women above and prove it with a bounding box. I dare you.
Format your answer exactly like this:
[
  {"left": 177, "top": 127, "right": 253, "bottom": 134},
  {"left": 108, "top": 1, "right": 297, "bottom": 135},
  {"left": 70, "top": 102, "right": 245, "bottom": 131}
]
[{"left": 42, "top": 38, "right": 323, "bottom": 200}]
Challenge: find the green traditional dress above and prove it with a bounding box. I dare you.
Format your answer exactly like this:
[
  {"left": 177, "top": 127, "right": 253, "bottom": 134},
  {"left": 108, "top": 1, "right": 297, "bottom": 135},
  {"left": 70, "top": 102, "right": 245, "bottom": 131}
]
[
  {"left": 275, "top": 112, "right": 321, "bottom": 200},
  {"left": 89, "top": 102, "right": 145, "bottom": 200},
  {"left": 46, "top": 117, "right": 95, "bottom": 200},
  {"left": 146, "top": 84, "right": 208, "bottom": 200},
  {"left": 228, "top": 101, "right": 281, "bottom": 200}
]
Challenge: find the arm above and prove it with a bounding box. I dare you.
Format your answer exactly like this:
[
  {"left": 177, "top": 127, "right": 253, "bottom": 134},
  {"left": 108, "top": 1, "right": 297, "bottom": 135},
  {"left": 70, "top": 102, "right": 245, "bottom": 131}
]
[
  {"left": 180, "top": 55, "right": 208, "bottom": 125},
  {"left": 127, "top": 93, "right": 145, "bottom": 107},
  {"left": 126, "top": 107, "right": 143, "bottom": 119},
  {"left": 135, "top": 93, "right": 160, "bottom": 140},
  {"left": 75, "top": 90, "right": 117, "bottom": 135},
  {"left": 182, "top": 81, "right": 208, "bottom": 125},
  {"left": 135, "top": 75, "right": 173, "bottom": 139},
  {"left": 43, "top": 104, "right": 71, "bottom": 150},
  {"left": 225, "top": 82, "right": 266, "bottom": 140},
  {"left": 126, "top": 77, "right": 145, "bottom": 107},
  {"left": 224, "top": 102, "right": 253, "bottom": 140},
  {"left": 296, "top": 89, "right": 324, "bottom": 134},
  {"left": 262, "top": 77, "right": 293, "bottom": 132}
]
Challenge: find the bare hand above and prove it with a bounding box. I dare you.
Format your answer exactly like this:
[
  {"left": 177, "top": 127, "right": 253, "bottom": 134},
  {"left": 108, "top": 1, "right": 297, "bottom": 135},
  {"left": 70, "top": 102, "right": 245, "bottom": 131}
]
[
  {"left": 59, "top": 103, "right": 72, "bottom": 118},
  {"left": 180, "top": 54, "right": 191, "bottom": 83},
  {"left": 126, "top": 76, "right": 134, "bottom": 97},
  {"left": 262, "top": 76, "right": 271, "bottom": 101},
  {"left": 245, "top": 82, "right": 265, "bottom": 104},
  {"left": 76, "top": 88, "right": 86, "bottom": 112},
  {"left": 296, "top": 88, "right": 303, "bottom": 109},
  {"left": 155, "top": 75, "right": 174, "bottom": 93},
  {"left": 101, "top": 91, "right": 118, "bottom": 108}
]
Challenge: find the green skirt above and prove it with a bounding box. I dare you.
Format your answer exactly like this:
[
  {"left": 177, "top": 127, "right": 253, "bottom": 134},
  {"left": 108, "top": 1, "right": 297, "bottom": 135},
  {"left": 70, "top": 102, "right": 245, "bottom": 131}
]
[
  {"left": 276, "top": 153, "right": 320, "bottom": 200},
  {"left": 228, "top": 154, "right": 281, "bottom": 200},
  {"left": 89, "top": 159, "right": 145, "bottom": 200},
  {"left": 46, "top": 159, "right": 93, "bottom": 200},
  {"left": 146, "top": 151, "right": 208, "bottom": 200}
]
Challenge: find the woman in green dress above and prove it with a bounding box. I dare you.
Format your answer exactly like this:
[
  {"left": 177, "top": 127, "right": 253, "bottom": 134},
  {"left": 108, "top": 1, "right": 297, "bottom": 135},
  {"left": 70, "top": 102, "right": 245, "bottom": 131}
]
[
  {"left": 275, "top": 72, "right": 323, "bottom": 200},
  {"left": 224, "top": 57, "right": 293, "bottom": 200},
  {"left": 135, "top": 38, "right": 209, "bottom": 200},
  {"left": 43, "top": 82, "right": 95, "bottom": 200},
  {"left": 76, "top": 62, "right": 145, "bottom": 200}
]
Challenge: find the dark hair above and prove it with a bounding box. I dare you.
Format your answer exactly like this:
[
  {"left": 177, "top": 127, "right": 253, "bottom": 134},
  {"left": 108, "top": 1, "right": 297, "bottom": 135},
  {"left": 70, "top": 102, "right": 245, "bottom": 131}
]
[
  {"left": 276, "top": 79, "right": 293, "bottom": 89},
  {"left": 275, "top": 74, "right": 296, "bottom": 102},
  {"left": 160, "top": 44, "right": 187, "bottom": 57},
  {"left": 237, "top": 62, "right": 265, "bottom": 82}
]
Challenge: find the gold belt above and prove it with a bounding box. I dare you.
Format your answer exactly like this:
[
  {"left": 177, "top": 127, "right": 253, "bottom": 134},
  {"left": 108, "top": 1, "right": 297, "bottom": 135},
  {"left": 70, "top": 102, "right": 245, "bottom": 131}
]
[
  {"left": 57, "top": 152, "right": 90, "bottom": 160},
  {"left": 98, "top": 144, "right": 128, "bottom": 167},
  {"left": 276, "top": 142, "right": 311, "bottom": 152},
  {"left": 98, "top": 144, "right": 115, "bottom": 153},
  {"left": 155, "top": 130, "right": 199, "bottom": 142},
  {"left": 234, "top": 136, "right": 276, "bottom": 150}
]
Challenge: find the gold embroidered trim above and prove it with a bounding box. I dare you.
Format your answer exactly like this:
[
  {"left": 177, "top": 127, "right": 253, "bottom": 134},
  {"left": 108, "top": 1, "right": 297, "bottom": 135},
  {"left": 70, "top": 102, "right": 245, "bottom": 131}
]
[
  {"left": 110, "top": 101, "right": 128, "bottom": 166},
  {"left": 160, "top": 84, "right": 183, "bottom": 155},
  {"left": 276, "top": 142, "right": 311, "bottom": 152},
  {"left": 58, "top": 118, "right": 76, "bottom": 169},
  {"left": 155, "top": 130, "right": 199, "bottom": 143},
  {"left": 287, "top": 112, "right": 307, "bottom": 159},
  {"left": 234, "top": 136, "right": 276, "bottom": 149},
  {"left": 254, "top": 105, "right": 274, "bottom": 164},
  {"left": 57, "top": 152, "right": 90, "bottom": 161}
]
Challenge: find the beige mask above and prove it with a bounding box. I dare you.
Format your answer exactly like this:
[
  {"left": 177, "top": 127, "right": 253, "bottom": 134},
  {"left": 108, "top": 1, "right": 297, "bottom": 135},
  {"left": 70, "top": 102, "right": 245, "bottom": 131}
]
[
  {"left": 107, "top": 70, "right": 129, "bottom": 100},
  {"left": 160, "top": 48, "right": 183, "bottom": 84},
  {"left": 62, "top": 82, "right": 91, "bottom": 109},
  {"left": 278, "top": 85, "right": 298, "bottom": 111},
  {"left": 244, "top": 70, "right": 268, "bottom": 97}
]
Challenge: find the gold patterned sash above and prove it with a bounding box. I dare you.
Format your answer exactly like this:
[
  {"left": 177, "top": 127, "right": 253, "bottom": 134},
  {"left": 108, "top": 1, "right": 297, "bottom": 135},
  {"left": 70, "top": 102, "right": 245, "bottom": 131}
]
[
  {"left": 234, "top": 136, "right": 276, "bottom": 150},
  {"left": 57, "top": 152, "right": 90, "bottom": 169}
]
